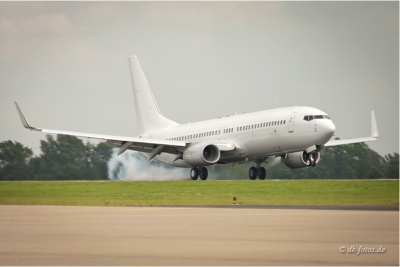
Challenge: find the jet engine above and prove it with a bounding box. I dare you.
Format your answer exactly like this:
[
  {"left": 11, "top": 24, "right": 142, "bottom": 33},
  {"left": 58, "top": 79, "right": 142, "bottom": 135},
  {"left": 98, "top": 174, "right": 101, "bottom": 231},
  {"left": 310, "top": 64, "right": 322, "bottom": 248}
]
[
  {"left": 283, "top": 151, "right": 321, "bottom": 169},
  {"left": 183, "top": 143, "right": 220, "bottom": 167}
]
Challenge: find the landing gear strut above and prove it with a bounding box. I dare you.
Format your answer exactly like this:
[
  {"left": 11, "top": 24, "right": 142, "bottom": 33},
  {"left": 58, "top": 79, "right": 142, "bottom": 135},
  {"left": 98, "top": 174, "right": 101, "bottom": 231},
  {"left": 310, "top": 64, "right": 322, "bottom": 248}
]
[
  {"left": 308, "top": 153, "right": 316, "bottom": 167},
  {"left": 248, "top": 160, "right": 267, "bottom": 180},
  {"left": 190, "top": 167, "right": 208, "bottom": 180}
]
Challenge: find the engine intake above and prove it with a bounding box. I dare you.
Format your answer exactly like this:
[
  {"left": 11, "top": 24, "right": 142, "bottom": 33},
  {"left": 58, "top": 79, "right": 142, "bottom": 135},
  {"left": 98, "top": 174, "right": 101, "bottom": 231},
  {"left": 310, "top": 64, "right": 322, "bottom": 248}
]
[
  {"left": 183, "top": 143, "right": 221, "bottom": 167},
  {"left": 284, "top": 151, "right": 321, "bottom": 169}
]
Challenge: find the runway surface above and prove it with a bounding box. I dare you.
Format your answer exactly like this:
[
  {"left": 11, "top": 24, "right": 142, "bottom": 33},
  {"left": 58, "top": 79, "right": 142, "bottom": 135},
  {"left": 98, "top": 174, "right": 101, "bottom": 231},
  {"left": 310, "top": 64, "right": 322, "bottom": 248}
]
[{"left": 0, "top": 205, "right": 398, "bottom": 266}]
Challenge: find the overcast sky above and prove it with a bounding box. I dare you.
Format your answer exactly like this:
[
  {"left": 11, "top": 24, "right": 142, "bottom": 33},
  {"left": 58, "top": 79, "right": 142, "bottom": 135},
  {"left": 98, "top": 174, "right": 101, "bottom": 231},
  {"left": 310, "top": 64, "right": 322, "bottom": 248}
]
[{"left": 0, "top": 1, "right": 398, "bottom": 157}]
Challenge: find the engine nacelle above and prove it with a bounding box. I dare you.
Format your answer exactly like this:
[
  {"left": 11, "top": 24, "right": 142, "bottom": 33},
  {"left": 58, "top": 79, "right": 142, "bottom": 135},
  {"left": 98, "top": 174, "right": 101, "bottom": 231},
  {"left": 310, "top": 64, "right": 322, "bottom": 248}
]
[
  {"left": 284, "top": 151, "right": 321, "bottom": 169},
  {"left": 183, "top": 143, "right": 220, "bottom": 167}
]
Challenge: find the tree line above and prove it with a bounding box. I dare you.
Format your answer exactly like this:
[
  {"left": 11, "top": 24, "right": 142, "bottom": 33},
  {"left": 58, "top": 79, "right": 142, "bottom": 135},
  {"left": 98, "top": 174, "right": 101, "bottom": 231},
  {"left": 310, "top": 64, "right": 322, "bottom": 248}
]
[
  {"left": 0, "top": 135, "right": 112, "bottom": 181},
  {"left": 0, "top": 135, "right": 398, "bottom": 180}
]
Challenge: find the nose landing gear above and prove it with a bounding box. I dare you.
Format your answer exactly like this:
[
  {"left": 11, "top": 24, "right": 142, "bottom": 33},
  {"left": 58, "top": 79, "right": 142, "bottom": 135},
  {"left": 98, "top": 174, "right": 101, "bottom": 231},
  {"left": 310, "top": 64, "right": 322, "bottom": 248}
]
[{"left": 307, "top": 153, "right": 316, "bottom": 167}]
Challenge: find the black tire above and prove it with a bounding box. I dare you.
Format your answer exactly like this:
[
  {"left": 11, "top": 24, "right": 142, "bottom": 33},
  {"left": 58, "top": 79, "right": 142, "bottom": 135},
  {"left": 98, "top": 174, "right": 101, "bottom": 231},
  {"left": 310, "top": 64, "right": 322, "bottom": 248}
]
[
  {"left": 258, "top": 167, "right": 266, "bottom": 180},
  {"left": 199, "top": 167, "right": 208, "bottom": 180},
  {"left": 249, "top": 167, "right": 257, "bottom": 180},
  {"left": 190, "top": 168, "right": 199, "bottom": 180}
]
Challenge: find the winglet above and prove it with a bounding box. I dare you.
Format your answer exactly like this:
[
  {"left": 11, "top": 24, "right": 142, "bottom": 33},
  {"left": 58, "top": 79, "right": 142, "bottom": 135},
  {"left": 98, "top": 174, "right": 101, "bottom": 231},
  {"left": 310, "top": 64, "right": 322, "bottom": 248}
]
[
  {"left": 371, "top": 111, "right": 379, "bottom": 138},
  {"left": 14, "top": 101, "right": 41, "bottom": 131}
]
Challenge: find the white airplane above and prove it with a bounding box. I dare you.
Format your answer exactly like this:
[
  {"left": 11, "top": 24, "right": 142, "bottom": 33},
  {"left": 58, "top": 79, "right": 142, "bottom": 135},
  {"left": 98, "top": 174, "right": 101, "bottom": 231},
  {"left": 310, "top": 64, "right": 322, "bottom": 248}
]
[{"left": 15, "top": 55, "right": 379, "bottom": 180}]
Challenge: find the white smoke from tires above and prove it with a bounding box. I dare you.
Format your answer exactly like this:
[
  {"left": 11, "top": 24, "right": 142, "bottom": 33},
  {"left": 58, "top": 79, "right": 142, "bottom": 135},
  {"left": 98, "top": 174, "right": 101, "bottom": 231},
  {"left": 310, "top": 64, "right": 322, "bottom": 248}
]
[{"left": 107, "top": 149, "right": 188, "bottom": 181}]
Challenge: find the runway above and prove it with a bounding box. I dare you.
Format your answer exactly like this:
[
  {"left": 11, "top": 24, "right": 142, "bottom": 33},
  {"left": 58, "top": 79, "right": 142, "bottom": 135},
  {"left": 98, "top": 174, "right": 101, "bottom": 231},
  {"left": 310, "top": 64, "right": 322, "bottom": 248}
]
[{"left": 0, "top": 205, "right": 398, "bottom": 266}]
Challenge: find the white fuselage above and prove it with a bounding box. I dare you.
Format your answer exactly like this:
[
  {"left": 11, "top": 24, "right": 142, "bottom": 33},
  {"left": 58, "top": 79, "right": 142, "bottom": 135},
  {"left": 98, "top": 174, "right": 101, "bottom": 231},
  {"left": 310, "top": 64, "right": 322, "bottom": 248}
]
[{"left": 143, "top": 106, "right": 336, "bottom": 168}]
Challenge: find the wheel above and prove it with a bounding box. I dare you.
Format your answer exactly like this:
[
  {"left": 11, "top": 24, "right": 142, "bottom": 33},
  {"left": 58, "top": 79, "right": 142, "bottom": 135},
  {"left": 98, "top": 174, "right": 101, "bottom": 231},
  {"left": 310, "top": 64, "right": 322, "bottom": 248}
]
[
  {"left": 258, "top": 167, "right": 266, "bottom": 180},
  {"left": 249, "top": 167, "right": 257, "bottom": 180},
  {"left": 190, "top": 168, "right": 199, "bottom": 180},
  {"left": 311, "top": 161, "right": 316, "bottom": 167},
  {"left": 199, "top": 167, "right": 208, "bottom": 180}
]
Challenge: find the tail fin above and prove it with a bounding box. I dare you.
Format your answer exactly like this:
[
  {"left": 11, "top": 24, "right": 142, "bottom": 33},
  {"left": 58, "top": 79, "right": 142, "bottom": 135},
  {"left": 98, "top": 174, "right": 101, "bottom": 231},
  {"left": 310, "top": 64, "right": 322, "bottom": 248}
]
[{"left": 128, "top": 56, "right": 179, "bottom": 135}]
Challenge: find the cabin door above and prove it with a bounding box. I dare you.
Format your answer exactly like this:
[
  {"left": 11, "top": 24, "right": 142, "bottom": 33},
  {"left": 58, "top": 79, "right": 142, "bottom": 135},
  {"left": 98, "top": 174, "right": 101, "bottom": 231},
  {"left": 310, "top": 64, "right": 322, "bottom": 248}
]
[{"left": 288, "top": 112, "right": 297, "bottom": 133}]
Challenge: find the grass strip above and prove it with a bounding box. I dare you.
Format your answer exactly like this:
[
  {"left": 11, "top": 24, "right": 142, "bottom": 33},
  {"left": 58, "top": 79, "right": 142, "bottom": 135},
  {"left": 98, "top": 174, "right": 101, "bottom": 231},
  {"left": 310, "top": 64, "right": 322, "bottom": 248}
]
[{"left": 0, "top": 180, "right": 398, "bottom": 206}]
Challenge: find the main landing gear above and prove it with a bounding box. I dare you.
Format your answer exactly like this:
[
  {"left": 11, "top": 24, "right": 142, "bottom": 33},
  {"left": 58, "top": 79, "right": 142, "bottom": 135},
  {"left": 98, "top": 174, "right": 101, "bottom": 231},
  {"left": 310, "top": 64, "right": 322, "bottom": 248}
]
[
  {"left": 190, "top": 167, "right": 208, "bottom": 180},
  {"left": 249, "top": 160, "right": 266, "bottom": 180}
]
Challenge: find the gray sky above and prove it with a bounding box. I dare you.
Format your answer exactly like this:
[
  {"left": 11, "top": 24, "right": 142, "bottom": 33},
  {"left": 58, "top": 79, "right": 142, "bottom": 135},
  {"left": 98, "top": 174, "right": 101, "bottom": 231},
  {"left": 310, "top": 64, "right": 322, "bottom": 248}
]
[{"left": 0, "top": 1, "right": 398, "bottom": 157}]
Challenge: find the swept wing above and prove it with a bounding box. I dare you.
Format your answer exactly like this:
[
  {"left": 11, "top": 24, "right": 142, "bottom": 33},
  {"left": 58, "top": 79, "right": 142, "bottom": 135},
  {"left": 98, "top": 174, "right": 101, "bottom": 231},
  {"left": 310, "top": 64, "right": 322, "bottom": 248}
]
[
  {"left": 14, "top": 102, "right": 186, "bottom": 158},
  {"left": 325, "top": 111, "right": 379, "bottom": 146}
]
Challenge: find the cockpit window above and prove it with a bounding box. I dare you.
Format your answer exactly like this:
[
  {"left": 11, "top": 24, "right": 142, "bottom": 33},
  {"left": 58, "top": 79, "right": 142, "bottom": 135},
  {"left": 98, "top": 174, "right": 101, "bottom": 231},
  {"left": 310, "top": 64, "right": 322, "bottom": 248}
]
[
  {"left": 304, "top": 114, "right": 331, "bottom": 121},
  {"left": 303, "top": 115, "right": 316, "bottom": 121}
]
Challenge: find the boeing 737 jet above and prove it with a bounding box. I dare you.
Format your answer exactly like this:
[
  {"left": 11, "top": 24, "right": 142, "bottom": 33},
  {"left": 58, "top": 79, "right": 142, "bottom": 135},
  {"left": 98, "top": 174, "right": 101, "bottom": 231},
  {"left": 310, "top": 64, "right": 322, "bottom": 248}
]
[{"left": 15, "top": 56, "right": 379, "bottom": 180}]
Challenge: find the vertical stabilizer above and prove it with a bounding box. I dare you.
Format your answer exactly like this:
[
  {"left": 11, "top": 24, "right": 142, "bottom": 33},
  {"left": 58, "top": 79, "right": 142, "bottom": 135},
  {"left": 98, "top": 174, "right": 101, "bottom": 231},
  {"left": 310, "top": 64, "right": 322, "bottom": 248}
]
[{"left": 128, "top": 56, "right": 179, "bottom": 135}]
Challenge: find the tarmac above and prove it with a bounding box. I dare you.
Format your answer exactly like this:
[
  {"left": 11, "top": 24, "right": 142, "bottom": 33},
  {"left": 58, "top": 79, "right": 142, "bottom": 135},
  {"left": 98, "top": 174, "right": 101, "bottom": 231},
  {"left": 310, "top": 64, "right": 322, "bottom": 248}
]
[{"left": 0, "top": 205, "right": 398, "bottom": 266}]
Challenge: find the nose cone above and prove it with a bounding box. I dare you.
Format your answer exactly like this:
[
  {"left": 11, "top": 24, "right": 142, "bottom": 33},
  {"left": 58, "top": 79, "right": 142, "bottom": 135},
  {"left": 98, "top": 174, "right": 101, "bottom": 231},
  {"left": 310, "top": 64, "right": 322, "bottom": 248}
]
[
  {"left": 318, "top": 120, "right": 336, "bottom": 145},
  {"left": 317, "top": 119, "right": 336, "bottom": 146},
  {"left": 326, "top": 120, "right": 336, "bottom": 137}
]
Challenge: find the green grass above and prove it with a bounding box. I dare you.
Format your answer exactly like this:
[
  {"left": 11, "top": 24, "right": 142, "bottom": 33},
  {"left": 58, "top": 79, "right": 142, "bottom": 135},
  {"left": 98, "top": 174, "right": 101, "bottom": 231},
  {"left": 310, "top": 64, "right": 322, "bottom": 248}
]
[{"left": 0, "top": 180, "right": 398, "bottom": 206}]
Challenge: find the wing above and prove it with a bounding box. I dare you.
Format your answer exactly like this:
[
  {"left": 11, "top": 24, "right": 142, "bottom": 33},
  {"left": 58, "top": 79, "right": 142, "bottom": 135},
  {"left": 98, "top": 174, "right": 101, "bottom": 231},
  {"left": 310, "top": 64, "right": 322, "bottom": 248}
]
[
  {"left": 14, "top": 102, "right": 186, "bottom": 159},
  {"left": 325, "top": 111, "right": 379, "bottom": 147}
]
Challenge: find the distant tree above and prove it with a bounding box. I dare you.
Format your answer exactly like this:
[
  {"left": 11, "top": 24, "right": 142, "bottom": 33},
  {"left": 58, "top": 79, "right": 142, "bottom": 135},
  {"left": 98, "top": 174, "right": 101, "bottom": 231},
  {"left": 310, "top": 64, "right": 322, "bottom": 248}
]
[
  {"left": 33, "top": 135, "right": 112, "bottom": 180},
  {"left": 385, "top": 153, "right": 399, "bottom": 179},
  {"left": 0, "top": 141, "right": 33, "bottom": 180},
  {"left": 342, "top": 166, "right": 357, "bottom": 179},
  {"left": 366, "top": 166, "right": 383, "bottom": 179}
]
